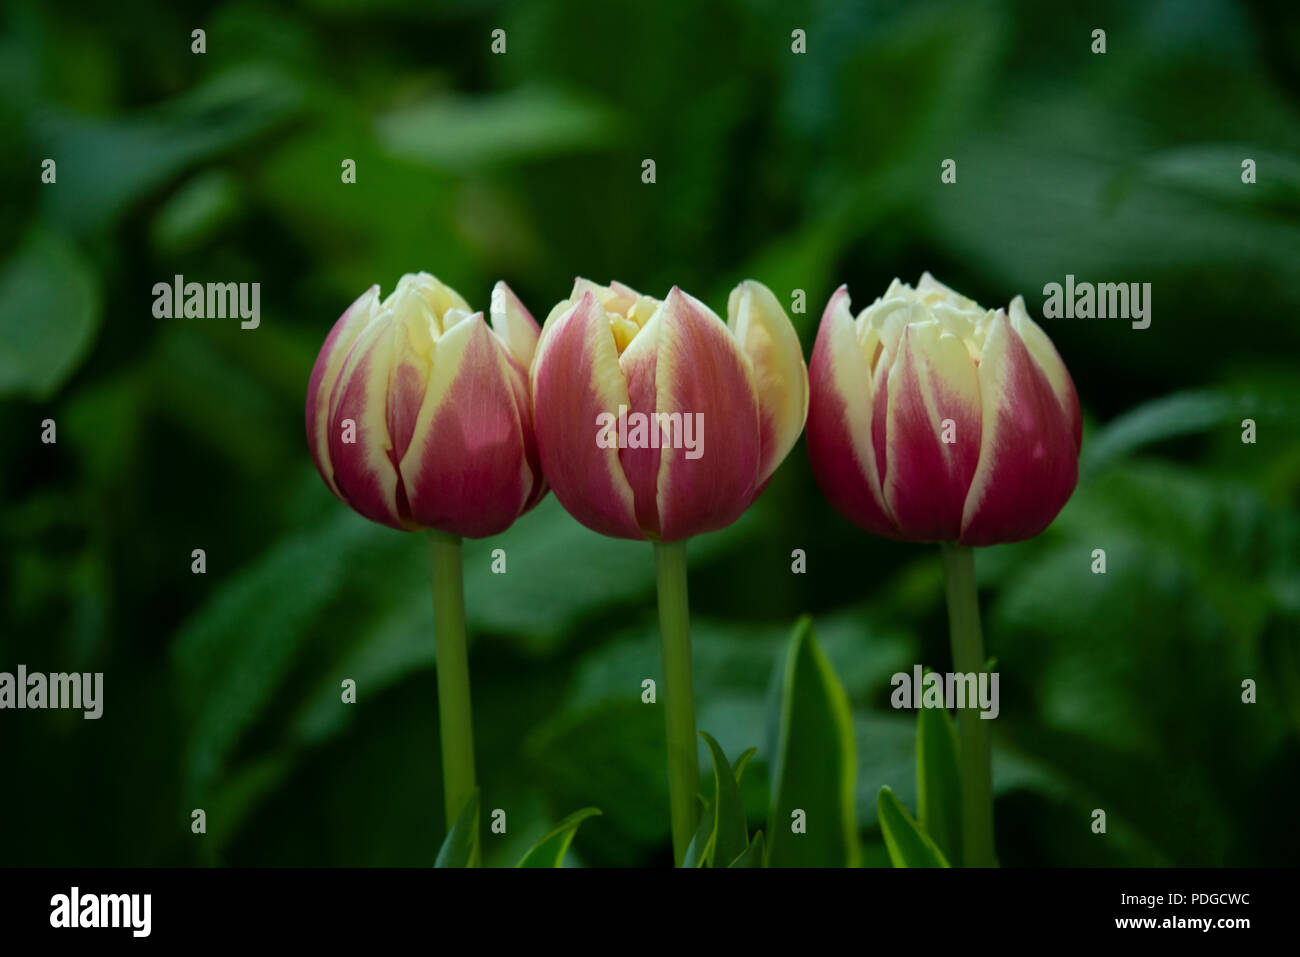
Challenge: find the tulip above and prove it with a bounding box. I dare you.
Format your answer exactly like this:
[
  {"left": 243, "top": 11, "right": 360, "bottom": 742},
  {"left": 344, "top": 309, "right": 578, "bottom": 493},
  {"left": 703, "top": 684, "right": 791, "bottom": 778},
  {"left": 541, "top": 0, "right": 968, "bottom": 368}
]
[
  {"left": 306, "top": 272, "right": 546, "bottom": 539},
  {"left": 808, "top": 273, "right": 1082, "bottom": 868},
  {"left": 806, "top": 272, "right": 1080, "bottom": 546},
  {"left": 531, "top": 278, "right": 808, "bottom": 543},
  {"left": 530, "top": 278, "right": 809, "bottom": 864},
  {"left": 305, "top": 272, "right": 546, "bottom": 862}
]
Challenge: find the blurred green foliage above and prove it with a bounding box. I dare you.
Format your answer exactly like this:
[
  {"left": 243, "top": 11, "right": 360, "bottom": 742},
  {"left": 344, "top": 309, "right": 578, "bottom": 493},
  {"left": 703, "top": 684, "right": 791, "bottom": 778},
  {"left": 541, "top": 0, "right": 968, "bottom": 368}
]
[{"left": 2, "top": 0, "right": 1299, "bottom": 866}]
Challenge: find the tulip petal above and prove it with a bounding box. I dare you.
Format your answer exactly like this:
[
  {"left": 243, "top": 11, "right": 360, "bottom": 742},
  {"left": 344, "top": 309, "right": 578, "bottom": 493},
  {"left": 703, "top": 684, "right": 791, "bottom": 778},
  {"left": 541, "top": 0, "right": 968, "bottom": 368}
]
[
  {"left": 531, "top": 293, "right": 642, "bottom": 539},
  {"left": 398, "top": 314, "right": 537, "bottom": 538},
  {"left": 409, "top": 271, "right": 472, "bottom": 320},
  {"left": 325, "top": 317, "right": 405, "bottom": 529},
  {"left": 727, "top": 280, "right": 810, "bottom": 486},
  {"left": 306, "top": 285, "right": 379, "bottom": 497},
  {"left": 653, "top": 288, "right": 761, "bottom": 542},
  {"left": 487, "top": 285, "right": 547, "bottom": 514},
  {"left": 571, "top": 277, "right": 632, "bottom": 315},
  {"left": 881, "top": 320, "right": 982, "bottom": 541},
  {"left": 960, "top": 311, "right": 1080, "bottom": 545},
  {"left": 806, "top": 287, "right": 901, "bottom": 538},
  {"left": 489, "top": 280, "right": 540, "bottom": 369},
  {"left": 617, "top": 305, "right": 666, "bottom": 537},
  {"left": 1009, "top": 295, "right": 1082, "bottom": 449},
  {"left": 385, "top": 287, "right": 439, "bottom": 468}
]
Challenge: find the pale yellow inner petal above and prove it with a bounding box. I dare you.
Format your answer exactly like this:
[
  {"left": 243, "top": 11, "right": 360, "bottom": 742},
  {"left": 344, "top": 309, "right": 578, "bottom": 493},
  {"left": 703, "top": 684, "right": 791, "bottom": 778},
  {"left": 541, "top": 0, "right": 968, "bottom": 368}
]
[
  {"left": 564, "top": 279, "right": 663, "bottom": 356},
  {"left": 855, "top": 274, "right": 999, "bottom": 370},
  {"left": 371, "top": 273, "right": 482, "bottom": 363}
]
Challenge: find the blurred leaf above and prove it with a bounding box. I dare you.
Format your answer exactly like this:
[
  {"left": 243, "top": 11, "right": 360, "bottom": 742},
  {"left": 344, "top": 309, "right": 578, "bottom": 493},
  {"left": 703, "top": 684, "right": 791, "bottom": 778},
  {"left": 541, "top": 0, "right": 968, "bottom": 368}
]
[
  {"left": 434, "top": 788, "right": 480, "bottom": 868},
  {"left": 201, "top": 755, "right": 293, "bottom": 859},
  {"left": 175, "top": 495, "right": 748, "bottom": 807},
  {"left": 877, "top": 786, "right": 949, "bottom": 868},
  {"left": 728, "top": 830, "right": 765, "bottom": 868},
  {"left": 461, "top": 500, "right": 656, "bottom": 645},
  {"left": 150, "top": 327, "right": 288, "bottom": 475},
  {"left": 853, "top": 712, "right": 919, "bottom": 826},
  {"left": 516, "top": 807, "right": 602, "bottom": 868},
  {"left": 767, "top": 616, "right": 859, "bottom": 867},
  {"left": 1107, "top": 146, "right": 1300, "bottom": 215},
  {"left": 38, "top": 65, "right": 305, "bottom": 235},
  {"left": 0, "top": 227, "right": 100, "bottom": 399},
  {"left": 917, "top": 699, "right": 963, "bottom": 867},
  {"left": 150, "top": 169, "right": 243, "bottom": 256},
  {"left": 289, "top": 587, "right": 432, "bottom": 746},
  {"left": 525, "top": 699, "right": 668, "bottom": 859},
  {"left": 173, "top": 510, "right": 384, "bottom": 797},
  {"left": 376, "top": 86, "right": 620, "bottom": 170},
  {"left": 990, "top": 455, "right": 1300, "bottom": 863},
  {"left": 1083, "top": 389, "right": 1296, "bottom": 477},
  {"left": 700, "top": 731, "right": 748, "bottom": 868}
]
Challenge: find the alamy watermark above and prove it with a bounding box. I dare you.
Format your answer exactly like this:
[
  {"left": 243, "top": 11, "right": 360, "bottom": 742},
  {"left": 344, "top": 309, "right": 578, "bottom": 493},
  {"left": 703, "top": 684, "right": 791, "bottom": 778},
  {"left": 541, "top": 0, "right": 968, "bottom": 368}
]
[
  {"left": 50, "top": 887, "right": 150, "bottom": 937},
  {"left": 1042, "top": 274, "right": 1150, "bottom": 329},
  {"left": 890, "top": 665, "right": 999, "bottom": 719},
  {"left": 595, "top": 404, "right": 704, "bottom": 459},
  {"left": 0, "top": 666, "right": 103, "bottom": 719},
  {"left": 152, "top": 274, "right": 260, "bottom": 329}
]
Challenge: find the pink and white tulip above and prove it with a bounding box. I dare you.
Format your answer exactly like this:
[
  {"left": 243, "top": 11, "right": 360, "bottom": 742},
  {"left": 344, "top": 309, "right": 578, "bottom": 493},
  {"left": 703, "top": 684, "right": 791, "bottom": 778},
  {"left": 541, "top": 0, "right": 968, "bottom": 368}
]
[
  {"left": 306, "top": 273, "right": 546, "bottom": 537},
  {"left": 807, "top": 273, "right": 1081, "bottom": 546},
  {"left": 530, "top": 279, "right": 809, "bottom": 542}
]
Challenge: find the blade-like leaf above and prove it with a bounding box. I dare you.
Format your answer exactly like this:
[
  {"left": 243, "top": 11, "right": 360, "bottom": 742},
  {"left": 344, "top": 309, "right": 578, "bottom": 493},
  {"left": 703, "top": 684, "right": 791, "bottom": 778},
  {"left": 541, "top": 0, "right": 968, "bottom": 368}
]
[
  {"left": 767, "top": 616, "right": 859, "bottom": 867},
  {"left": 516, "top": 807, "right": 602, "bottom": 868},
  {"left": 700, "top": 731, "right": 748, "bottom": 867},
  {"left": 731, "top": 746, "right": 758, "bottom": 784},
  {"left": 434, "top": 789, "right": 480, "bottom": 868},
  {"left": 878, "top": 787, "right": 949, "bottom": 868},
  {"left": 917, "top": 689, "right": 963, "bottom": 866},
  {"left": 729, "top": 830, "right": 766, "bottom": 868},
  {"left": 682, "top": 795, "right": 715, "bottom": 868}
]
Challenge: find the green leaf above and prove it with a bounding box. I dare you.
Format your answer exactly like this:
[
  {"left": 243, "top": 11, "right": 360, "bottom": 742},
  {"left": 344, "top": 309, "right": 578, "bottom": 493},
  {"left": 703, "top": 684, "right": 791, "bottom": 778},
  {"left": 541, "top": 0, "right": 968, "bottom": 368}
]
[
  {"left": 0, "top": 228, "right": 101, "bottom": 400},
  {"left": 767, "top": 616, "right": 859, "bottom": 867},
  {"left": 173, "top": 508, "right": 382, "bottom": 798},
  {"left": 375, "top": 87, "right": 620, "bottom": 170},
  {"left": 731, "top": 746, "right": 758, "bottom": 784},
  {"left": 916, "top": 694, "right": 963, "bottom": 866},
  {"left": 877, "top": 787, "right": 949, "bottom": 868},
  {"left": 515, "top": 807, "right": 602, "bottom": 868},
  {"left": 682, "top": 795, "right": 715, "bottom": 868},
  {"left": 1082, "top": 389, "right": 1294, "bottom": 477},
  {"left": 434, "top": 789, "right": 480, "bottom": 868},
  {"left": 729, "top": 830, "right": 766, "bottom": 868},
  {"left": 700, "top": 731, "right": 748, "bottom": 867},
  {"left": 40, "top": 65, "right": 304, "bottom": 236},
  {"left": 150, "top": 169, "right": 243, "bottom": 255}
]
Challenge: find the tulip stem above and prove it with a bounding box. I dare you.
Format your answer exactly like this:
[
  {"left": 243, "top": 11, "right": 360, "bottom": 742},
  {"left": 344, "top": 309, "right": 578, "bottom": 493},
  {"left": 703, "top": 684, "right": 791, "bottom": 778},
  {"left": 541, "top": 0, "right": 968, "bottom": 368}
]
[
  {"left": 940, "top": 542, "right": 997, "bottom": 868},
  {"left": 429, "top": 529, "right": 479, "bottom": 866},
  {"left": 653, "top": 540, "right": 699, "bottom": 866}
]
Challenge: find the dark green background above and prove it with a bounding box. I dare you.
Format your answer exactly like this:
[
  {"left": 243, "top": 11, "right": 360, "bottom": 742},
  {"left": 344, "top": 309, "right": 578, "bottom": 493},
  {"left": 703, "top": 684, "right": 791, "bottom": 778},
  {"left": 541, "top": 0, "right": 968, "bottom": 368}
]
[{"left": 2, "top": 0, "right": 1298, "bottom": 866}]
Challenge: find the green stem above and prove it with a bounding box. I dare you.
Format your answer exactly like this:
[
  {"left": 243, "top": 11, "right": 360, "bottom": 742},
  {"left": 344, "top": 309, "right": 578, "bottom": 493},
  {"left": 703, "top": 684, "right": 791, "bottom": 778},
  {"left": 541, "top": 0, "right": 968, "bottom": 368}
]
[
  {"left": 653, "top": 540, "right": 699, "bottom": 866},
  {"left": 429, "top": 529, "right": 479, "bottom": 865},
  {"left": 939, "top": 542, "right": 996, "bottom": 868}
]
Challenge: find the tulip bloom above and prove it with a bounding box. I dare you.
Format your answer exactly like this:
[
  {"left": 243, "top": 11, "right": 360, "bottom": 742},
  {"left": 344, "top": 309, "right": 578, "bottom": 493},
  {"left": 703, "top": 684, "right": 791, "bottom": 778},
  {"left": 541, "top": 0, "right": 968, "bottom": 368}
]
[
  {"left": 809, "top": 272, "right": 1081, "bottom": 869},
  {"left": 530, "top": 277, "right": 808, "bottom": 865},
  {"left": 807, "top": 273, "right": 1080, "bottom": 546},
  {"left": 305, "top": 272, "right": 546, "bottom": 861},
  {"left": 306, "top": 272, "right": 546, "bottom": 538},
  {"left": 530, "top": 279, "right": 809, "bottom": 542}
]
